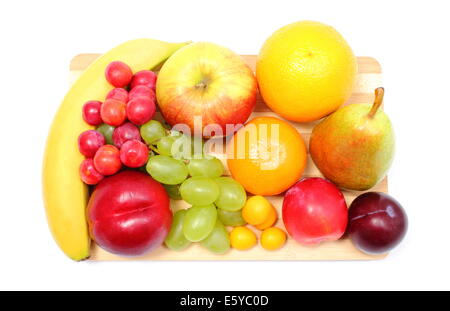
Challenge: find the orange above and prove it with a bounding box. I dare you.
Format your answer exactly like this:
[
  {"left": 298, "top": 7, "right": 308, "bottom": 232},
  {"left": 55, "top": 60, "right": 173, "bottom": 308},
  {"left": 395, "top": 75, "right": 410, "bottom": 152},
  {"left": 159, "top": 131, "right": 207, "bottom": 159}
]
[
  {"left": 230, "top": 226, "right": 257, "bottom": 250},
  {"left": 256, "top": 20, "right": 357, "bottom": 122},
  {"left": 260, "top": 227, "right": 286, "bottom": 251},
  {"left": 227, "top": 116, "right": 307, "bottom": 195},
  {"left": 242, "top": 196, "right": 273, "bottom": 225},
  {"left": 255, "top": 207, "right": 277, "bottom": 230}
]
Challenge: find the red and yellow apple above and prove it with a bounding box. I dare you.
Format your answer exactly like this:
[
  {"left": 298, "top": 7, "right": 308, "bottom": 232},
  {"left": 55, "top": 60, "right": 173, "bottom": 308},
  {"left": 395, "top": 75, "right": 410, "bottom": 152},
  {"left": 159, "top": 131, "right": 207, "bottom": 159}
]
[{"left": 156, "top": 42, "right": 257, "bottom": 136}]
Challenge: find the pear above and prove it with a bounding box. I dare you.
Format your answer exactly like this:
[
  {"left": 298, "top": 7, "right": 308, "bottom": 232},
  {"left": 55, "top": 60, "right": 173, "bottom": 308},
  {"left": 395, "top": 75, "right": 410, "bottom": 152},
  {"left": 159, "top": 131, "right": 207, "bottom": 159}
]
[{"left": 309, "top": 87, "right": 394, "bottom": 191}]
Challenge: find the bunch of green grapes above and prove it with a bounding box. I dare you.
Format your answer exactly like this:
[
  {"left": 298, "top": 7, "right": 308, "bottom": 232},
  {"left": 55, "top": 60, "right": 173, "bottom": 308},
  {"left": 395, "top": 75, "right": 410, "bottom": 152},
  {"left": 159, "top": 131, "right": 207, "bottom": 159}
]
[
  {"left": 164, "top": 174, "right": 248, "bottom": 254},
  {"left": 140, "top": 120, "right": 247, "bottom": 254}
]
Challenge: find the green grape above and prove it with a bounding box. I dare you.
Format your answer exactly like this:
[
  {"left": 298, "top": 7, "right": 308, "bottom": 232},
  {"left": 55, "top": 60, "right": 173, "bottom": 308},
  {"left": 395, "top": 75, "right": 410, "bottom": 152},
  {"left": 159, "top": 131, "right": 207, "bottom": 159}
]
[
  {"left": 146, "top": 155, "right": 188, "bottom": 185},
  {"left": 180, "top": 176, "right": 220, "bottom": 206},
  {"left": 200, "top": 219, "right": 230, "bottom": 254},
  {"left": 214, "top": 177, "right": 247, "bottom": 211},
  {"left": 190, "top": 135, "right": 205, "bottom": 159},
  {"left": 140, "top": 120, "right": 166, "bottom": 144},
  {"left": 157, "top": 136, "right": 175, "bottom": 156},
  {"left": 165, "top": 209, "right": 191, "bottom": 251},
  {"left": 96, "top": 123, "right": 115, "bottom": 145},
  {"left": 170, "top": 134, "right": 192, "bottom": 160},
  {"left": 183, "top": 204, "right": 217, "bottom": 242},
  {"left": 163, "top": 184, "right": 182, "bottom": 200},
  {"left": 169, "top": 130, "right": 183, "bottom": 137},
  {"left": 187, "top": 157, "right": 224, "bottom": 178},
  {"left": 217, "top": 208, "right": 247, "bottom": 227}
]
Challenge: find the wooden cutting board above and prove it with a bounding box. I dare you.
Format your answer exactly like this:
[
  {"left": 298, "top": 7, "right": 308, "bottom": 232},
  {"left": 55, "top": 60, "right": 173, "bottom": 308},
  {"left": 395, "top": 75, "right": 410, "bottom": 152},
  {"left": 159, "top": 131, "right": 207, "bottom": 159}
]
[{"left": 70, "top": 54, "right": 387, "bottom": 261}]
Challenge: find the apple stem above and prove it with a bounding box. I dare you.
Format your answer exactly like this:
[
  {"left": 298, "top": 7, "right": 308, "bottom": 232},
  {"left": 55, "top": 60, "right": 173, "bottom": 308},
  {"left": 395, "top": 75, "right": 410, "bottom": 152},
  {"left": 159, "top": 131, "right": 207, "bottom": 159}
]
[{"left": 369, "top": 87, "right": 384, "bottom": 118}]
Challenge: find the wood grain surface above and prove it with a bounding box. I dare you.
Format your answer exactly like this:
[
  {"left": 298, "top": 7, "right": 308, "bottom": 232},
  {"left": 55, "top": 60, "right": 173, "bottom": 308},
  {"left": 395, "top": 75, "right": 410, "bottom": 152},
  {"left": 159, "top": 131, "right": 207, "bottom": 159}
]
[{"left": 70, "top": 53, "right": 387, "bottom": 261}]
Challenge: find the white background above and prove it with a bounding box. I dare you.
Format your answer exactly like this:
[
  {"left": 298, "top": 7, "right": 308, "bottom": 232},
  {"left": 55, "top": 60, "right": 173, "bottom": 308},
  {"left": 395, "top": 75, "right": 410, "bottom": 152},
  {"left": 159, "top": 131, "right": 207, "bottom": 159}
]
[{"left": 1, "top": 0, "right": 449, "bottom": 290}]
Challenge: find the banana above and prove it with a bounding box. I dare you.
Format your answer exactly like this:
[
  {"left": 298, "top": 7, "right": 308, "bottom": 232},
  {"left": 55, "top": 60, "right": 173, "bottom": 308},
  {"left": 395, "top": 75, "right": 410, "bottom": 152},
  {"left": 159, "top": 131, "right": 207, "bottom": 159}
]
[{"left": 43, "top": 39, "right": 190, "bottom": 260}]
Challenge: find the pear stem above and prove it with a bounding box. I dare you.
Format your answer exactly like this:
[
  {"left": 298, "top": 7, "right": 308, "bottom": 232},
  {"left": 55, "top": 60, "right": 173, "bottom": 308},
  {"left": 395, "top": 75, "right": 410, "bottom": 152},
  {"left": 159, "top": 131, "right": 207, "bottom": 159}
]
[{"left": 369, "top": 87, "right": 384, "bottom": 118}]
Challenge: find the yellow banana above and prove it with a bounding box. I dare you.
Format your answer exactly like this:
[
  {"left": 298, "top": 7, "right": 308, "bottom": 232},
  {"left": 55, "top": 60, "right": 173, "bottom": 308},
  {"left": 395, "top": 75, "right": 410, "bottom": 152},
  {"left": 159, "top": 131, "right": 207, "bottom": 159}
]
[{"left": 43, "top": 39, "right": 190, "bottom": 260}]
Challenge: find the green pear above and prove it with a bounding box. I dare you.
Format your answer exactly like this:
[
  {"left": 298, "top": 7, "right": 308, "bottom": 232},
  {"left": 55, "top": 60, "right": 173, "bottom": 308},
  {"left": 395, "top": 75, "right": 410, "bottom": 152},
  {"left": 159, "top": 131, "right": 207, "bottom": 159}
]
[{"left": 309, "top": 88, "right": 394, "bottom": 190}]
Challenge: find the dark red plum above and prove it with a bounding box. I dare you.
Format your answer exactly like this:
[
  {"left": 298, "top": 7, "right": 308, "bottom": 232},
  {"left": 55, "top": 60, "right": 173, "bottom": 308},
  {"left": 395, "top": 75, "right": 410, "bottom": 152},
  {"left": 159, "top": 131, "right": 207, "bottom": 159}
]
[{"left": 347, "top": 192, "right": 407, "bottom": 254}]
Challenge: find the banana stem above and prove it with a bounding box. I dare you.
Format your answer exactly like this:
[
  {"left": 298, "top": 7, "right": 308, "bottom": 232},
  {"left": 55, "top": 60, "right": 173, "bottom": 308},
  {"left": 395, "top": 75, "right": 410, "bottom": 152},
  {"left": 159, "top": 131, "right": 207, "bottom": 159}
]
[{"left": 369, "top": 87, "right": 384, "bottom": 118}]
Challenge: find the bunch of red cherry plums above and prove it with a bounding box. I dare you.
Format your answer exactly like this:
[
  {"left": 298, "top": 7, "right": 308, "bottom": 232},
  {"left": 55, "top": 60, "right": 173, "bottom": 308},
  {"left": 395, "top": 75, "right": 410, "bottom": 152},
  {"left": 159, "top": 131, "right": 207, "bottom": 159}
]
[{"left": 78, "top": 61, "right": 156, "bottom": 185}]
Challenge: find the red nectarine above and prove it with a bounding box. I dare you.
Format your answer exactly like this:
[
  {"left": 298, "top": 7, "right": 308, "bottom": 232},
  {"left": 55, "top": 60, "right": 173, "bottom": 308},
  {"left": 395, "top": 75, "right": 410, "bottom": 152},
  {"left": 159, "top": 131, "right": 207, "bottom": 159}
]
[
  {"left": 87, "top": 171, "right": 172, "bottom": 256},
  {"left": 282, "top": 177, "right": 348, "bottom": 245}
]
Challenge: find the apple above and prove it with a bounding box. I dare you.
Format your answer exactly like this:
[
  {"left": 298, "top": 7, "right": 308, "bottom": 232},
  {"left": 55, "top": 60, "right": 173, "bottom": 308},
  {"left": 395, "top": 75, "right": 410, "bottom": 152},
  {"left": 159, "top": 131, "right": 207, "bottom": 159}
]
[
  {"left": 282, "top": 177, "right": 348, "bottom": 245},
  {"left": 156, "top": 42, "right": 257, "bottom": 137},
  {"left": 87, "top": 170, "right": 172, "bottom": 256},
  {"left": 347, "top": 192, "right": 408, "bottom": 254}
]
